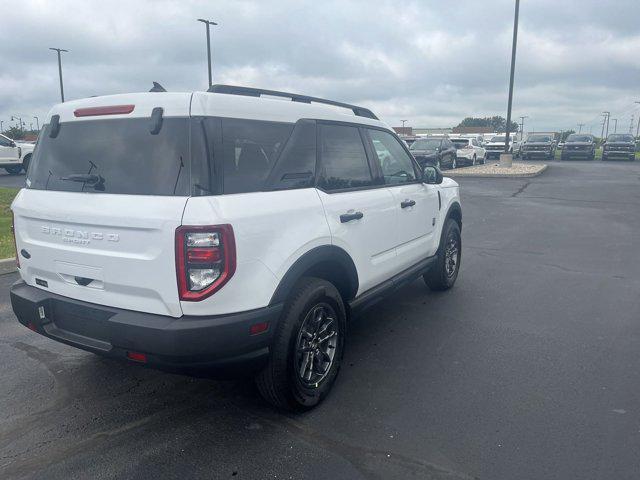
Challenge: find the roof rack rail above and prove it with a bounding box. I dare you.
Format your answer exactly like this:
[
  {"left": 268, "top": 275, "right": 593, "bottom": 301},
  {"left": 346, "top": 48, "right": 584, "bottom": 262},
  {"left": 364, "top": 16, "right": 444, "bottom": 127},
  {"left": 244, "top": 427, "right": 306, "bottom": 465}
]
[{"left": 207, "top": 84, "right": 378, "bottom": 120}]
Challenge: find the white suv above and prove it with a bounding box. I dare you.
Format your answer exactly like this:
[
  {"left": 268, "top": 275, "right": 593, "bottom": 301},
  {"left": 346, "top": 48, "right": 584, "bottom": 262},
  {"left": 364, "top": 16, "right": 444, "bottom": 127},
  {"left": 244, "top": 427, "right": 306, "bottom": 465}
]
[
  {"left": 0, "top": 133, "right": 35, "bottom": 174},
  {"left": 450, "top": 136, "right": 486, "bottom": 166},
  {"left": 10, "top": 85, "right": 462, "bottom": 411}
]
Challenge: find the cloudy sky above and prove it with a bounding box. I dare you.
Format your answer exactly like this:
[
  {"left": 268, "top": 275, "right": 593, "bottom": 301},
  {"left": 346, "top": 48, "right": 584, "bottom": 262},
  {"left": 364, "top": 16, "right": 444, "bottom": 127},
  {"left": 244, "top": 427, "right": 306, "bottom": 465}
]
[{"left": 1, "top": 0, "right": 639, "bottom": 134}]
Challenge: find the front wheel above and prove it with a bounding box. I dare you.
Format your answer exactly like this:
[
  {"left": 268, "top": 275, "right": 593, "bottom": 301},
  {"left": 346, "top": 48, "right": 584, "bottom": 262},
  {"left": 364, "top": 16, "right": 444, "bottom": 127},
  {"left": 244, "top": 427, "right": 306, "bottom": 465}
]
[
  {"left": 255, "top": 277, "right": 346, "bottom": 411},
  {"left": 22, "top": 154, "right": 31, "bottom": 173},
  {"left": 424, "top": 219, "right": 461, "bottom": 291}
]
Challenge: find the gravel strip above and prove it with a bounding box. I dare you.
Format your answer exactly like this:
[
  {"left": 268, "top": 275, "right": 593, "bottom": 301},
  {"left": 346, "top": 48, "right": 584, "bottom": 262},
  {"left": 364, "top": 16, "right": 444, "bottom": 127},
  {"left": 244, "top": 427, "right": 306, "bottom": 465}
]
[{"left": 445, "top": 162, "right": 548, "bottom": 178}]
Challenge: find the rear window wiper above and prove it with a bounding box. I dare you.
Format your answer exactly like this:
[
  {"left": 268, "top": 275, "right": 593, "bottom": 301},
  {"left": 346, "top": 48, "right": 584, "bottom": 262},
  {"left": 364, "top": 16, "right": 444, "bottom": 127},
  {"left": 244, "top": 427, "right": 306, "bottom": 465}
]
[{"left": 59, "top": 173, "right": 106, "bottom": 191}]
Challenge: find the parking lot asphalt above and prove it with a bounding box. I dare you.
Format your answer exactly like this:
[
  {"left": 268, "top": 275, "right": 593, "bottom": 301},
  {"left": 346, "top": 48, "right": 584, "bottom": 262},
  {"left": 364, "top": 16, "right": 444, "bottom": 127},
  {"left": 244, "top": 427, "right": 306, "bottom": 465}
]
[
  {"left": 0, "top": 171, "right": 26, "bottom": 189},
  {"left": 1, "top": 160, "right": 640, "bottom": 480}
]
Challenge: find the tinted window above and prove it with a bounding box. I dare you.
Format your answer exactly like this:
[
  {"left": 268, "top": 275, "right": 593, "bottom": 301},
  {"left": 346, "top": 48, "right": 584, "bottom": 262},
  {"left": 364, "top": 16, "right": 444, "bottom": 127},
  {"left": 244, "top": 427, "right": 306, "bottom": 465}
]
[
  {"left": 318, "top": 124, "right": 373, "bottom": 191},
  {"left": 0, "top": 135, "right": 13, "bottom": 147},
  {"left": 267, "top": 120, "right": 317, "bottom": 190},
  {"left": 220, "top": 118, "right": 293, "bottom": 194},
  {"left": 410, "top": 139, "right": 441, "bottom": 150},
  {"left": 566, "top": 135, "right": 592, "bottom": 143},
  {"left": 367, "top": 129, "right": 416, "bottom": 185},
  {"left": 451, "top": 139, "right": 469, "bottom": 148},
  {"left": 27, "top": 118, "right": 190, "bottom": 195},
  {"left": 607, "top": 134, "right": 634, "bottom": 142}
]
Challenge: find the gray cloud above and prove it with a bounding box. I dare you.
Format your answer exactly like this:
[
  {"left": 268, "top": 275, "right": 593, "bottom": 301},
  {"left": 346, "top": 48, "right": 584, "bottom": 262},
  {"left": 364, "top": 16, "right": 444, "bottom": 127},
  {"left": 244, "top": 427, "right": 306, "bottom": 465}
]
[{"left": 1, "top": 0, "right": 638, "bottom": 133}]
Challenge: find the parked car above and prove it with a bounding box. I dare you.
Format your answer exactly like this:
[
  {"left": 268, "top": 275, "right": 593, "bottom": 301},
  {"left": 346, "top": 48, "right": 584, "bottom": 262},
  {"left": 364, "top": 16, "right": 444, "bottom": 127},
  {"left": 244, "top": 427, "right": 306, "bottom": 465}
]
[
  {"left": 0, "top": 134, "right": 35, "bottom": 174},
  {"left": 409, "top": 136, "right": 458, "bottom": 169},
  {"left": 521, "top": 134, "right": 556, "bottom": 161},
  {"left": 602, "top": 133, "right": 635, "bottom": 161},
  {"left": 400, "top": 135, "right": 419, "bottom": 147},
  {"left": 561, "top": 134, "right": 596, "bottom": 161},
  {"left": 483, "top": 135, "right": 515, "bottom": 160},
  {"left": 10, "top": 85, "right": 462, "bottom": 411},
  {"left": 450, "top": 136, "right": 486, "bottom": 166}
]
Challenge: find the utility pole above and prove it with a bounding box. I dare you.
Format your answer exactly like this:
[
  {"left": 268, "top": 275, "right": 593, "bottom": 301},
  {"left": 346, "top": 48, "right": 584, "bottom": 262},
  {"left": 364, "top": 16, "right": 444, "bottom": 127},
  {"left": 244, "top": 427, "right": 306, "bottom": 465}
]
[
  {"left": 577, "top": 123, "right": 584, "bottom": 133},
  {"left": 197, "top": 19, "right": 217, "bottom": 89},
  {"left": 34, "top": 116, "right": 40, "bottom": 131},
  {"left": 49, "top": 47, "right": 68, "bottom": 102},
  {"left": 601, "top": 112, "right": 610, "bottom": 139},
  {"left": 519, "top": 115, "right": 528, "bottom": 141},
  {"left": 503, "top": 0, "right": 520, "bottom": 162}
]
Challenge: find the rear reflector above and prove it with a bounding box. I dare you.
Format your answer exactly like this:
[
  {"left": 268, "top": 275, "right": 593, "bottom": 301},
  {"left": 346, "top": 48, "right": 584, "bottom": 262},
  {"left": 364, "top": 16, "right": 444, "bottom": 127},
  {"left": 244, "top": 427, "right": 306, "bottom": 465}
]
[
  {"left": 27, "top": 322, "right": 38, "bottom": 332},
  {"left": 187, "top": 247, "right": 222, "bottom": 264},
  {"left": 126, "top": 351, "right": 147, "bottom": 363},
  {"left": 249, "top": 322, "right": 269, "bottom": 335},
  {"left": 74, "top": 105, "right": 135, "bottom": 117}
]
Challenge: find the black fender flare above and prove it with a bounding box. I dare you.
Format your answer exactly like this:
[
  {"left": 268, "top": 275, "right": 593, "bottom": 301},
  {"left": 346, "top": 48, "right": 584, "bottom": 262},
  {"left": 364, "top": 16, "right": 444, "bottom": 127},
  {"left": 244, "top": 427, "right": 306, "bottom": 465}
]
[{"left": 269, "top": 245, "right": 359, "bottom": 305}]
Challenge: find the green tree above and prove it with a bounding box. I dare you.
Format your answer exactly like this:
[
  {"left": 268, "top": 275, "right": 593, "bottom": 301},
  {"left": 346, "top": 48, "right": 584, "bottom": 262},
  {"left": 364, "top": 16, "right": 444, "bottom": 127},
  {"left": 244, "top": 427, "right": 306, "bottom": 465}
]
[
  {"left": 2, "top": 126, "right": 25, "bottom": 140},
  {"left": 457, "top": 116, "right": 518, "bottom": 133}
]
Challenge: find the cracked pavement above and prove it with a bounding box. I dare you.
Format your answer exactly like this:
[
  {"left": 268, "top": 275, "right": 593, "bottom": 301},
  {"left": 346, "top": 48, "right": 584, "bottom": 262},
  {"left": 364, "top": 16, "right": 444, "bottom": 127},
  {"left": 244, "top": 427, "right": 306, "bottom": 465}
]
[{"left": 1, "top": 160, "right": 640, "bottom": 479}]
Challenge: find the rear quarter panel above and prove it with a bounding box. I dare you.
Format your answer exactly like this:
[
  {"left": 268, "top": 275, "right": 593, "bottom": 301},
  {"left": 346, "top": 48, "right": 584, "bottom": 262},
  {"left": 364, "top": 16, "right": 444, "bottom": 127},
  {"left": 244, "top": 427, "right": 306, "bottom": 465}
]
[{"left": 180, "top": 189, "right": 330, "bottom": 315}]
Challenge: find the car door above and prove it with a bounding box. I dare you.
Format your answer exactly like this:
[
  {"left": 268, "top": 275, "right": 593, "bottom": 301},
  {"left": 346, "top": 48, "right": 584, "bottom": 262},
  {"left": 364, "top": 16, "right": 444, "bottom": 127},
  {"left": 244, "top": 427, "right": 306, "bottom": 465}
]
[
  {"left": 315, "top": 122, "right": 399, "bottom": 294},
  {"left": 364, "top": 128, "right": 441, "bottom": 270},
  {"left": 0, "top": 135, "right": 18, "bottom": 162}
]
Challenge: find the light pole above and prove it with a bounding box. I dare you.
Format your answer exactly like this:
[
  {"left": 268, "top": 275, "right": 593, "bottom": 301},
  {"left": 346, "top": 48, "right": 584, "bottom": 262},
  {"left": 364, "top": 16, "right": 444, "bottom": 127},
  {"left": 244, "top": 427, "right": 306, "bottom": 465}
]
[
  {"left": 612, "top": 118, "right": 618, "bottom": 133},
  {"left": 519, "top": 115, "right": 528, "bottom": 141},
  {"left": 401, "top": 119, "right": 407, "bottom": 134},
  {"left": 197, "top": 19, "right": 217, "bottom": 89},
  {"left": 601, "top": 111, "right": 610, "bottom": 139},
  {"left": 11, "top": 116, "right": 23, "bottom": 133},
  {"left": 636, "top": 102, "right": 640, "bottom": 138},
  {"left": 503, "top": 0, "right": 520, "bottom": 163},
  {"left": 49, "top": 48, "right": 68, "bottom": 102},
  {"left": 577, "top": 123, "right": 584, "bottom": 133},
  {"left": 34, "top": 116, "right": 40, "bottom": 131}
]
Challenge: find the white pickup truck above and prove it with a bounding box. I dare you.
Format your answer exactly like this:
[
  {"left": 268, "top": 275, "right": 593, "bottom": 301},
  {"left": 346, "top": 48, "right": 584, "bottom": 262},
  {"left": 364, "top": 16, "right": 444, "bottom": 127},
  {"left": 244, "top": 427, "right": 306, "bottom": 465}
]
[{"left": 0, "top": 134, "right": 35, "bottom": 174}]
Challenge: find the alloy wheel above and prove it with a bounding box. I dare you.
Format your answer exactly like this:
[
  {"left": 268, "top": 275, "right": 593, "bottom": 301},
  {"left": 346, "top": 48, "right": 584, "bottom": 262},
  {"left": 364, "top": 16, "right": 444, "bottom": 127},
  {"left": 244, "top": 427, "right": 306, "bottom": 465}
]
[
  {"left": 444, "top": 231, "right": 460, "bottom": 278},
  {"left": 295, "top": 303, "right": 339, "bottom": 388}
]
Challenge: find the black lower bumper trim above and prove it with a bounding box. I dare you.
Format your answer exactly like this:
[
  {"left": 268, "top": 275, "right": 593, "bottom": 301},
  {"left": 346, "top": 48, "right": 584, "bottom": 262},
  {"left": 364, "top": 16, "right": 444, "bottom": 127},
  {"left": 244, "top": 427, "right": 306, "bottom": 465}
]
[{"left": 10, "top": 281, "right": 282, "bottom": 376}]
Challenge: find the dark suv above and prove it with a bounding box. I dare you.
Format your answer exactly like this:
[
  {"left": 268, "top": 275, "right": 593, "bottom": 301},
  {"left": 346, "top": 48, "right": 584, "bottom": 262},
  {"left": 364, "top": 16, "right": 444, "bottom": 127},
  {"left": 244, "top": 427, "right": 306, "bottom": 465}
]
[
  {"left": 409, "top": 137, "right": 458, "bottom": 169},
  {"left": 521, "top": 134, "right": 556, "bottom": 161},
  {"left": 602, "top": 134, "right": 636, "bottom": 161},
  {"left": 561, "top": 134, "right": 596, "bottom": 161}
]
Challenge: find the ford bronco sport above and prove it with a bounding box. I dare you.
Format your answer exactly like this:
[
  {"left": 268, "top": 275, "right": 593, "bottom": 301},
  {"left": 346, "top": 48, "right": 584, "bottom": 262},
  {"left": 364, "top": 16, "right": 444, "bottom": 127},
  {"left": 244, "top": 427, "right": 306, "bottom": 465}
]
[{"left": 10, "top": 85, "right": 462, "bottom": 411}]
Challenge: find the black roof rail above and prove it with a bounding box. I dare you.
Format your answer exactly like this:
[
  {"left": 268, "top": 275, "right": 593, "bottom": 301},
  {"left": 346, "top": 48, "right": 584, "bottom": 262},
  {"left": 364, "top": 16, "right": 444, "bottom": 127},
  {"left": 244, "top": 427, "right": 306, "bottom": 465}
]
[{"left": 207, "top": 84, "right": 378, "bottom": 120}]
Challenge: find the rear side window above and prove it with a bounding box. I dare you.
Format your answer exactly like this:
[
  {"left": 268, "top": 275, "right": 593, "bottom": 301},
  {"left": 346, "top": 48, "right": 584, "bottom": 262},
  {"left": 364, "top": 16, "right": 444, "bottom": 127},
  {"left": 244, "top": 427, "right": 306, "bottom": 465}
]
[
  {"left": 27, "top": 118, "right": 190, "bottom": 195},
  {"left": 220, "top": 119, "right": 293, "bottom": 194},
  {"left": 266, "top": 119, "right": 317, "bottom": 191},
  {"left": 318, "top": 124, "right": 374, "bottom": 191}
]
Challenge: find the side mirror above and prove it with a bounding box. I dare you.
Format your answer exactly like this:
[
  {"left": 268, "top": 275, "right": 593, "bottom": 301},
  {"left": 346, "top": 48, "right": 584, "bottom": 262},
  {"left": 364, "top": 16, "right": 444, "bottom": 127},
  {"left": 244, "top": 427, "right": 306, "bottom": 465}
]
[
  {"left": 9, "top": 141, "right": 16, "bottom": 148},
  {"left": 423, "top": 165, "right": 443, "bottom": 185}
]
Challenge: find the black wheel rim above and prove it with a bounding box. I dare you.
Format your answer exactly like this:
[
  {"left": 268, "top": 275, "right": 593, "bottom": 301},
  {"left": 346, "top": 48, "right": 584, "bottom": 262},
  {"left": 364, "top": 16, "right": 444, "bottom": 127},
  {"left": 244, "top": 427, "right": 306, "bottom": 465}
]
[
  {"left": 444, "top": 231, "right": 460, "bottom": 278},
  {"left": 295, "top": 303, "right": 338, "bottom": 388}
]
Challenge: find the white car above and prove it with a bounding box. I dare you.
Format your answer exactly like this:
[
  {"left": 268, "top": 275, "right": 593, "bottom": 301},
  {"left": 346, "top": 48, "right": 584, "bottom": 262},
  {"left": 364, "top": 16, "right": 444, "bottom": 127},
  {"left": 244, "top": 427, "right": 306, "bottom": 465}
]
[
  {"left": 483, "top": 135, "right": 515, "bottom": 161},
  {"left": 0, "top": 134, "right": 34, "bottom": 174},
  {"left": 11, "top": 85, "right": 462, "bottom": 411},
  {"left": 450, "top": 136, "right": 486, "bottom": 166}
]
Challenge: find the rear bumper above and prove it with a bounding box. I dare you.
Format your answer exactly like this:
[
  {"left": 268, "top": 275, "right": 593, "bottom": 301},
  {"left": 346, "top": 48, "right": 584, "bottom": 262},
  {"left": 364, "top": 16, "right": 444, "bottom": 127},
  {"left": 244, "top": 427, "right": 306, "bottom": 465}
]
[{"left": 10, "top": 281, "right": 282, "bottom": 377}]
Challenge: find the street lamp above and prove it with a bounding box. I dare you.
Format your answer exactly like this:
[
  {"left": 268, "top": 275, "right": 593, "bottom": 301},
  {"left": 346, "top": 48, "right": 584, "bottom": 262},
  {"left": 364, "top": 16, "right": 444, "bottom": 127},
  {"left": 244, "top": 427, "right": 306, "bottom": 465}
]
[
  {"left": 49, "top": 47, "right": 68, "bottom": 102},
  {"left": 612, "top": 118, "right": 618, "bottom": 133},
  {"left": 401, "top": 119, "right": 408, "bottom": 134},
  {"left": 11, "top": 116, "right": 23, "bottom": 133},
  {"left": 519, "top": 116, "right": 528, "bottom": 141},
  {"left": 635, "top": 102, "right": 640, "bottom": 138},
  {"left": 197, "top": 19, "right": 218, "bottom": 89},
  {"left": 503, "top": 0, "right": 520, "bottom": 165},
  {"left": 34, "top": 116, "right": 40, "bottom": 131}
]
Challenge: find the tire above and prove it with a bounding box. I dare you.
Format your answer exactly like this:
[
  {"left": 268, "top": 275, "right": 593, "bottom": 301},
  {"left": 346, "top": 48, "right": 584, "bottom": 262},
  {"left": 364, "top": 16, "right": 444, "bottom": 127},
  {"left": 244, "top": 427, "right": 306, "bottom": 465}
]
[
  {"left": 472, "top": 155, "right": 476, "bottom": 166},
  {"left": 481, "top": 155, "right": 486, "bottom": 165},
  {"left": 255, "top": 277, "right": 346, "bottom": 411},
  {"left": 423, "top": 219, "right": 461, "bottom": 291},
  {"left": 22, "top": 154, "right": 31, "bottom": 173},
  {"left": 5, "top": 166, "right": 22, "bottom": 175}
]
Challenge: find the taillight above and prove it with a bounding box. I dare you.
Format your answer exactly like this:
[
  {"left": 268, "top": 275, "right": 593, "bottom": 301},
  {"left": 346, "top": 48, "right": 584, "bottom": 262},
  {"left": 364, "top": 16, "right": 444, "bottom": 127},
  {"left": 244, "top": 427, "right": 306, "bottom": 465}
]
[
  {"left": 11, "top": 211, "right": 19, "bottom": 269},
  {"left": 175, "top": 225, "right": 236, "bottom": 301}
]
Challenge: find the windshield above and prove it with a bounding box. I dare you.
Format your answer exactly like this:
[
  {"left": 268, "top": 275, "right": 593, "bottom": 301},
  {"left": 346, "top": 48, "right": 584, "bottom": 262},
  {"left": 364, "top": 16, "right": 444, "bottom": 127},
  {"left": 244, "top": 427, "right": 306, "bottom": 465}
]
[
  {"left": 410, "top": 139, "right": 441, "bottom": 150},
  {"left": 527, "top": 135, "right": 552, "bottom": 142},
  {"left": 28, "top": 118, "right": 191, "bottom": 195},
  {"left": 566, "top": 134, "right": 592, "bottom": 143},
  {"left": 607, "top": 134, "right": 634, "bottom": 142},
  {"left": 490, "top": 136, "right": 506, "bottom": 142}
]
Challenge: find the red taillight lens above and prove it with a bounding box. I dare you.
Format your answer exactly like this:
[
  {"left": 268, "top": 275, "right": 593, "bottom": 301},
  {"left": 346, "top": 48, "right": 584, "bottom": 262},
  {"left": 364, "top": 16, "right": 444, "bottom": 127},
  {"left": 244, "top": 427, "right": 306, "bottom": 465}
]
[
  {"left": 126, "top": 351, "right": 147, "bottom": 363},
  {"left": 74, "top": 105, "right": 135, "bottom": 117},
  {"left": 175, "top": 225, "right": 236, "bottom": 301},
  {"left": 11, "top": 211, "right": 19, "bottom": 269}
]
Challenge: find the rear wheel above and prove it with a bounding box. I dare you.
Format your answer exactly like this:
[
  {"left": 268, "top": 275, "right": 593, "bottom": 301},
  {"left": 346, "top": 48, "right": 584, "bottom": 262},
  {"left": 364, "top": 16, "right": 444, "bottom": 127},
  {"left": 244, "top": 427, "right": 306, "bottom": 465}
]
[
  {"left": 5, "top": 166, "right": 22, "bottom": 175},
  {"left": 424, "top": 219, "right": 461, "bottom": 291},
  {"left": 255, "top": 277, "right": 346, "bottom": 411},
  {"left": 22, "top": 154, "right": 31, "bottom": 173}
]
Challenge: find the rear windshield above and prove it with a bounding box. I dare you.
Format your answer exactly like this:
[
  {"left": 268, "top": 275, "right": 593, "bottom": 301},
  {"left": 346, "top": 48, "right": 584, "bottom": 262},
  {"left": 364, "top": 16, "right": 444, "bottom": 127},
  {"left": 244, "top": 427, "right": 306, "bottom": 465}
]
[
  {"left": 28, "top": 118, "right": 191, "bottom": 195},
  {"left": 451, "top": 139, "right": 470, "bottom": 148},
  {"left": 410, "top": 139, "right": 440, "bottom": 150}
]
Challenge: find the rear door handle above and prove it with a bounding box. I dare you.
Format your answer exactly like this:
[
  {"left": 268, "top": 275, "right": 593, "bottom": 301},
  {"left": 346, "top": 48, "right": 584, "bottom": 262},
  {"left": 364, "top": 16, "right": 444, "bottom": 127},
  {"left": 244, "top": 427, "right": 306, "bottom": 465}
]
[
  {"left": 401, "top": 199, "right": 416, "bottom": 208},
  {"left": 340, "top": 211, "right": 364, "bottom": 223}
]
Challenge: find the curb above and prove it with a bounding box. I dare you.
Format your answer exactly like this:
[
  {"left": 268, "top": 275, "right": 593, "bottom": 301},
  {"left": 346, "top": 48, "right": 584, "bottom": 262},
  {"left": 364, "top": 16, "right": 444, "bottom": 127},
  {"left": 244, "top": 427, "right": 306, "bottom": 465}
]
[
  {"left": 0, "top": 258, "right": 17, "bottom": 275},
  {"left": 446, "top": 164, "right": 548, "bottom": 179}
]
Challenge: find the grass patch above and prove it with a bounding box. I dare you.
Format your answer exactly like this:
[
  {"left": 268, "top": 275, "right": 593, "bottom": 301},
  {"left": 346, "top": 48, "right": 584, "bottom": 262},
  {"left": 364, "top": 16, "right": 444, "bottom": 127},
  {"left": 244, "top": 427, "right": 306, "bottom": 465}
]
[{"left": 0, "top": 187, "right": 20, "bottom": 259}]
